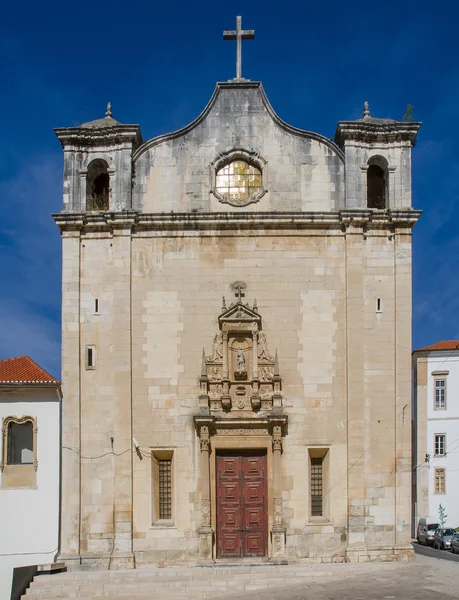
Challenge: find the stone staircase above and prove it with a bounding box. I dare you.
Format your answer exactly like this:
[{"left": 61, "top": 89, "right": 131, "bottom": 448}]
[{"left": 22, "top": 561, "right": 405, "bottom": 600}]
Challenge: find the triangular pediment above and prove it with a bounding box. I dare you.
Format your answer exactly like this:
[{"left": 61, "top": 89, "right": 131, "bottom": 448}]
[{"left": 218, "top": 300, "right": 261, "bottom": 328}]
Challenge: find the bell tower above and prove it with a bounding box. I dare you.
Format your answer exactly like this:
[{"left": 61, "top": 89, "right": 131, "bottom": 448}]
[
  {"left": 54, "top": 103, "right": 142, "bottom": 213},
  {"left": 335, "top": 102, "right": 421, "bottom": 209}
]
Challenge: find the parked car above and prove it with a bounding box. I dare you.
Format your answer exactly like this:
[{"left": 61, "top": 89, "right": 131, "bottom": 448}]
[
  {"left": 433, "top": 528, "right": 456, "bottom": 550},
  {"left": 451, "top": 533, "right": 459, "bottom": 554},
  {"left": 417, "top": 517, "right": 440, "bottom": 546}
]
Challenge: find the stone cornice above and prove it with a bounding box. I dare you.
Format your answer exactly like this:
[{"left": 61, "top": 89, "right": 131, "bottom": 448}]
[
  {"left": 335, "top": 120, "right": 421, "bottom": 147},
  {"left": 194, "top": 414, "right": 288, "bottom": 436},
  {"left": 52, "top": 209, "right": 422, "bottom": 234},
  {"left": 54, "top": 125, "right": 142, "bottom": 150}
]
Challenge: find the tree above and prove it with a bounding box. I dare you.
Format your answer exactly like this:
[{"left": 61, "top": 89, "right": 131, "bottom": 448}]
[{"left": 438, "top": 503, "right": 447, "bottom": 526}]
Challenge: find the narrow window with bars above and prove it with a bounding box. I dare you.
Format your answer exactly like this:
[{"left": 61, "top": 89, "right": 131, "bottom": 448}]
[
  {"left": 152, "top": 449, "right": 174, "bottom": 524},
  {"left": 158, "top": 459, "right": 172, "bottom": 520},
  {"left": 310, "top": 457, "right": 324, "bottom": 516},
  {"left": 434, "top": 434, "right": 446, "bottom": 456},
  {"left": 434, "top": 379, "right": 446, "bottom": 409},
  {"left": 435, "top": 468, "right": 445, "bottom": 494}
]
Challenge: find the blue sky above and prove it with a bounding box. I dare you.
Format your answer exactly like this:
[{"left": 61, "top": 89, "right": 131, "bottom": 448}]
[{"left": 1, "top": 0, "right": 458, "bottom": 378}]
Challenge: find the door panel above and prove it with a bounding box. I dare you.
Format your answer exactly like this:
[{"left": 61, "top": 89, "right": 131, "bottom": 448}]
[{"left": 216, "top": 451, "right": 267, "bottom": 558}]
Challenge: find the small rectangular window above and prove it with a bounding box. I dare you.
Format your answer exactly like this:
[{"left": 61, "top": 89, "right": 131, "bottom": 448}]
[
  {"left": 376, "top": 298, "right": 382, "bottom": 313},
  {"left": 158, "top": 459, "right": 172, "bottom": 520},
  {"left": 151, "top": 449, "right": 174, "bottom": 524},
  {"left": 435, "top": 379, "right": 446, "bottom": 409},
  {"left": 310, "top": 457, "right": 323, "bottom": 517},
  {"left": 94, "top": 298, "right": 99, "bottom": 314},
  {"left": 434, "top": 434, "right": 446, "bottom": 456},
  {"left": 85, "top": 345, "right": 96, "bottom": 370},
  {"left": 435, "top": 468, "right": 445, "bottom": 494}
]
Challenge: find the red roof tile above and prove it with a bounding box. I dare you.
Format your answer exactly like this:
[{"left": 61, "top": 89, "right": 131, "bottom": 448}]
[
  {"left": 414, "top": 340, "right": 459, "bottom": 353},
  {"left": 0, "top": 356, "right": 60, "bottom": 384}
]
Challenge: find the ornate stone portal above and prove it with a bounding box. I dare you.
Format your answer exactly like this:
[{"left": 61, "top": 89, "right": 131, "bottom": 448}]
[{"left": 195, "top": 294, "right": 287, "bottom": 560}]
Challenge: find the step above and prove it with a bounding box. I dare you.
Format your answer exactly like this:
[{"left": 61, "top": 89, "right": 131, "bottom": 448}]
[{"left": 22, "top": 562, "right": 403, "bottom": 599}]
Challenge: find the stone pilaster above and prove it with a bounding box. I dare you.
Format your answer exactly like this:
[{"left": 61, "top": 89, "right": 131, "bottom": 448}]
[
  {"left": 393, "top": 228, "right": 415, "bottom": 559},
  {"left": 195, "top": 419, "right": 214, "bottom": 560},
  {"left": 344, "top": 221, "right": 367, "bottom": 562},
  {"left": 58, "top": 227, "right": 82, "bottom": 567},
  {"left": 271, "top": 425, "right": 286, "bottom": 559}
]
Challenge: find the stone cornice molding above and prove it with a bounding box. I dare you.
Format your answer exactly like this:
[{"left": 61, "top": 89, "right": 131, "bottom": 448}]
[
  {"left": 194, "top": 414, "right": 288, "bottom": 437},
  {"left": 54, "top": 125, "right": 142, "bottom": 150},
  {"left": 53, "top": 209, "right": 422, "bottom": 234},
  {"left": 335, "top": 120, "right": 421, "bottom": 147},
  {"left": 133, "top": 81, "right": 344, "bottom": 163}
]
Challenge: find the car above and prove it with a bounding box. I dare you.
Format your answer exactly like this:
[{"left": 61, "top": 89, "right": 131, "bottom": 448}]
[
  {"left": 417, "top": 518, "right": 440, "bottom": 546},
  {"left": 451, "top": 532, "right": 459, "bottom": 554},
  {"left": 433, "top": 527, "right": 456, "bottom": 550}
]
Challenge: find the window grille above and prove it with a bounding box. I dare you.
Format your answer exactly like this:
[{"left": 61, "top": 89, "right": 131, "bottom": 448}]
[
  {"left": 435, "top": 379, "right": 446, "bottom": 409},
  {"left": 216, "top": 161, "right": 262, "bottom": 203},
  {"left": 435, "top": 434, "right": 446, "bottom": 456},
  {"left": 310, "top": 457, "right": 323, "bottom": 516},
  {"left": 435, "top": 468, "right": 445, "bottom": 494},
  {"left": 158, "top": 459, "right": 172, "bottom": 519}
]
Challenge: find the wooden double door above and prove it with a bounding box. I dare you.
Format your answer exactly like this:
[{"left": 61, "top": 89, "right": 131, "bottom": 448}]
[{"left": 216, "top": 451, "right": 268, "bottom": 558}]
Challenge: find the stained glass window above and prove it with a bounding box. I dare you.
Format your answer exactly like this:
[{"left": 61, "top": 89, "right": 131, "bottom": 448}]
[{"left": 216, "top": 160, "right": 262, "bottom": 203}]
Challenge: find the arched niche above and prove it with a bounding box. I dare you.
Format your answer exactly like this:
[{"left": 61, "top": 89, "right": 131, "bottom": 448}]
[
  {"left": 86, "top": 159, "right": 110, "bottom": 211},
  {"left": 367, "top": 155, "right": 388, "bottom": 209}
]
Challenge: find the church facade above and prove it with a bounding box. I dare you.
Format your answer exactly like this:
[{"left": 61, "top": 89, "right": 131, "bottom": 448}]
[{"left": 54, "top": 47, "right": 420, "bottom": 567}]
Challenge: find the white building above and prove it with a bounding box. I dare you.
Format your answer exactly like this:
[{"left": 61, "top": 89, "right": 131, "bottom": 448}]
[
  {"left": 413, "top": 341, "right": 459, "bottom": 531},
  {"left": 0, "top": 356, "right": 61, "bottom": 599}
]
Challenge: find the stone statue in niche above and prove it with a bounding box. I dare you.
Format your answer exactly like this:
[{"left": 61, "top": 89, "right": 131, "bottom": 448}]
[{"left": 237, "top": 345, "right": 246, "bottom": 371}]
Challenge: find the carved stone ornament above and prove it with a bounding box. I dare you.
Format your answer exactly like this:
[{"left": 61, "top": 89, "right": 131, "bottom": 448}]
[
  {"left": 200, "top": 437, "right": 211, "bottom": 452},
  {"left": 272, "top": 437, "right": 283, "bottom": 452},
  {"left": 200, "top": 296, "right": 282, "bottom": 415},
  {"left": 201, "top": 499, "right": 211, "bottom": 527},
  {"left": 273, "top": 497, "right": 283, "bottom": 525}
]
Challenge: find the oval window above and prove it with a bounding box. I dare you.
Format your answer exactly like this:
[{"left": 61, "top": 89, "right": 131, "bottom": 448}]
[{"left": 216, "top": 160, "right": 262, "bottom": 204}]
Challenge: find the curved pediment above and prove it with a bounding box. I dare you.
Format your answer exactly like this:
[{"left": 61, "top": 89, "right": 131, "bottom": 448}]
[
  {"left": 132, "top": 81, "right": 345, "bottom": 213},
  {"left": 133, "top": 81, "right": 343, "bottom": 161}
]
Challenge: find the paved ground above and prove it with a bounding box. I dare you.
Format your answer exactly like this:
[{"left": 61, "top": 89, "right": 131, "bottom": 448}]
[{"left": 219, "top": 554, "right": 459, "bottom": 600}]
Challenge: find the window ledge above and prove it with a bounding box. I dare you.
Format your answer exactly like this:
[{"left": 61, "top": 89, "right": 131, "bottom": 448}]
[
  {"left": 150, "top": 521, "right": 176, "bottom": 529},
  {"left": 307, "top": 517, "right": 330, "bottom": 525}
]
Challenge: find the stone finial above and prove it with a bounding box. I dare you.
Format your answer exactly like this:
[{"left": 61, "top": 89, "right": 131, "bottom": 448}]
[
  {"left": 274, "top": 349, "right": 280, "bottom": 377},
  {"left": 222, "top": 296, "right": 227, "bottom": 311},
  {"left": 105, "top": 101, "right": 113, "bottom": 118},
  {"left": 253, "top": 298, "right": 258, "bottom": 312},
  {"left": 201, "top": 349, "right": 207, "bottom": 378},
  {"left": 363, "top": 101, "right": 370, "bottom": 118}
]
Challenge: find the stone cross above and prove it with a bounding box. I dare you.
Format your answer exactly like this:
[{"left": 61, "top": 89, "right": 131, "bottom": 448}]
[{"left": 223, "top": 16, "right": 255, "bottom": 80}]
